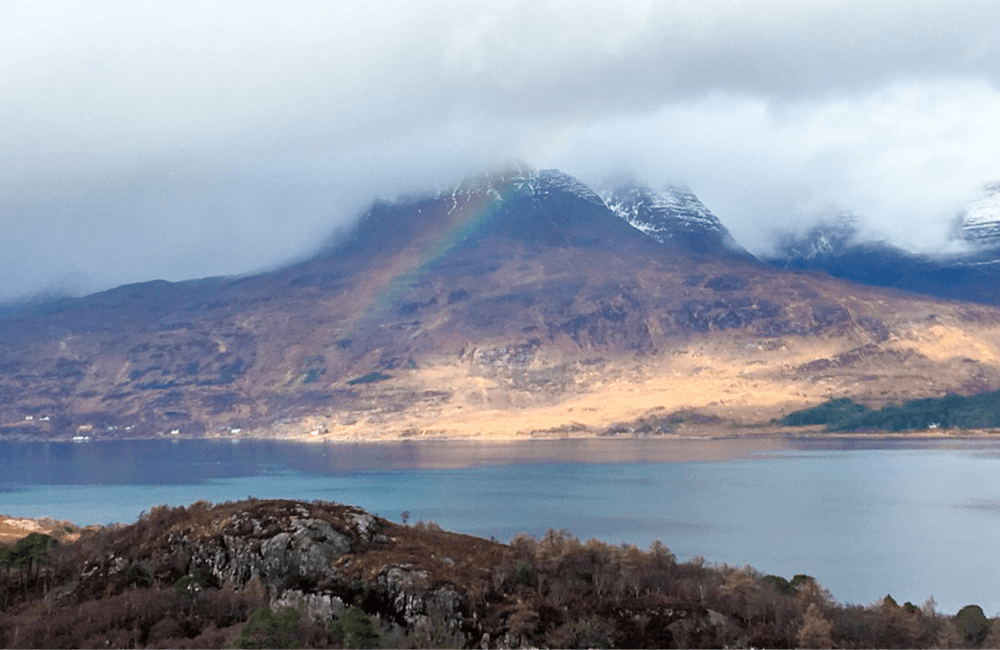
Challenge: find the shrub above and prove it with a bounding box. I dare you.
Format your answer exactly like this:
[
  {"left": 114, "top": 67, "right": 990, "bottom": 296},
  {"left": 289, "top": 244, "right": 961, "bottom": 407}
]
[
  {"left": 329, "top": 606, "right": 379, "bottom": 649},
  {"left": 762, "top": 574, "right": 796, "bottom": 596},
  {"left": 512, "top": 561, "right": 538, "bottom": 588},
  {"left": 956, "top": 604, "right": 990, "bottom": 646},
  {"left": 234, "top": 606, "right": 303, "bottom": 649},
  {"left": 125, "top": 561, "right": 154, "bottom": 587}
]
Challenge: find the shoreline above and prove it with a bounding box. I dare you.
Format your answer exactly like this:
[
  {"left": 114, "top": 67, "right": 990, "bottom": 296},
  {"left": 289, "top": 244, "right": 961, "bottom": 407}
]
[{"left": 5, "top": 421, "right": 1000, "bottom": 444}]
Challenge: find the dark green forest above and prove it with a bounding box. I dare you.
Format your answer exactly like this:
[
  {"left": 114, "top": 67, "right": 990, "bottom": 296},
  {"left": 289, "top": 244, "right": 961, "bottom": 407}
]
[{"left": 779, "top": 390, "right": 1000, "bottom": 432}]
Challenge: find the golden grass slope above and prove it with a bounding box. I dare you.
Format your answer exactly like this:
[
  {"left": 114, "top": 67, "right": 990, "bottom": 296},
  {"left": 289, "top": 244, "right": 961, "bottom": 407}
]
[{"left": 264, "top": 293, "right": 1000, "bottom": 441}]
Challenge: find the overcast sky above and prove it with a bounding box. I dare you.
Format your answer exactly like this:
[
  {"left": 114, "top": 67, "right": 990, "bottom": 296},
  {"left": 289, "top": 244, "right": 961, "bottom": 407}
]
[{"left": 4, "top": 1, "right": 1000, "bottom": 303}]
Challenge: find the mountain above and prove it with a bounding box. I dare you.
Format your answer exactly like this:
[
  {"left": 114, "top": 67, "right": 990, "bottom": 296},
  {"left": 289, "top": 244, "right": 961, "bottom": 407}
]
[
  {"left": 764, "top": 213, "right": 938, "bottom": 287},
  {"left": 600, "top": 183, "right": 753, "bottom": 259},
  {"left": 4, "top": 166, "right": 1000, "bottom": 441},
  {"left": 763, "top": 188, "right": 1000, "bottom": 307}
]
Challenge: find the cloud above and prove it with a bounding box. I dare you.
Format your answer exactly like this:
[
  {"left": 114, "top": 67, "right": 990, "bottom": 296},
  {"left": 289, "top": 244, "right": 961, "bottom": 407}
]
[
  {"left": 552, "top": 79, "right": 1000, "bottom": 254},
  {"left": 3, "top": 1, "right": 1000, "bottom": 301}
]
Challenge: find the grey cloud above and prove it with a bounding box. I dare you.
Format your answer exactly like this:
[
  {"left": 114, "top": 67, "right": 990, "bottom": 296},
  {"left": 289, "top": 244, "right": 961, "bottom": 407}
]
[
  {"left": 432, "top": 1, "right": 1000, "bottom": 115},
  {"left": 3, "top": 1, "right": 1000, "bottom": 302},
  {"left": 552, "top": 80, "right": 1000, "bottom": 255}
]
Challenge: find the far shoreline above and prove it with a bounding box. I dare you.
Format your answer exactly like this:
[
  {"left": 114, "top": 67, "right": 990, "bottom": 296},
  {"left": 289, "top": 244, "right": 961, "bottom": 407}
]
[{"left": 5, "top": 421, "right": 1000, "bottom": 445}]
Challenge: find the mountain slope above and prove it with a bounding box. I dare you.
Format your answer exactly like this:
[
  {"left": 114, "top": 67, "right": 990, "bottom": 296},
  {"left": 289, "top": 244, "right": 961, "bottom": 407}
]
[{"left": 4, "top": 167, "right": 1000, "bottom": 441}]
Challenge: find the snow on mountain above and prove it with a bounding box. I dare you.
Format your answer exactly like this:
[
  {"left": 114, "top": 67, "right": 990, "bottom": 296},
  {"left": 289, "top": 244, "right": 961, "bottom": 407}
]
[
  {"left": 448, "top": 165, "right": 606, "bottom": 208},
  {"left": 956, "top": 182, "right": 1000, "bottom": 249},
  {"left": 531, "top": 170, "right": 608, "bottom": 207},
  {"left": 350, "top": 168, "right": 758, "bottom": 258},
  {"left": 600, "top": 184, "right": 751, "bottom": 257},
  {"left": 772, "top": 211, "right": 863, "bottom": 261},
  {"left": 601, "top": 185, "right": 721, "bottom": 238},
  {"left": 333, "top": 165, "right": 652, "bottom": 257},
  {"left": 759, "top": 203, "right": 1000, "bottom": 307}
]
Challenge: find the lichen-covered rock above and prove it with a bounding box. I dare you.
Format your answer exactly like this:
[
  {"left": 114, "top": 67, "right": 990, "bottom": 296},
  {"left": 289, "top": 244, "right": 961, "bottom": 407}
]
[
  {"left": 97, "top": 501, "right": 383, "bottom": 598},
  {"left": 182, "top": 513, "right": 358, "bottom": 594},
  {"left": 408, "top": 588, "right": 464, "bottom": 640},
  {"left": 345, "top": 511, "right": 380, "bottom": 542},
  {"left": 274, "top": 589, "right": 346, "bottom": 623},
  {"left": 384, "top": 565, "right": 431, "bottom": 592},
  {"left": 259, "top": 518, "right": 351, "bottom": 586},
  {"left": 379, "top": 565, "right": 464, "bottom": 643}
]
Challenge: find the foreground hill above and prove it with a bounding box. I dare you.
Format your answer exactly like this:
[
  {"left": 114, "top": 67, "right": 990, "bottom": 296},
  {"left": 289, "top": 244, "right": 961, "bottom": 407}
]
[
  {"left": 1, "top": 499, "right": 992, "bottom": 648},
  {"left": 4, "top": 167, "right": 1000, "bottom": 441}
]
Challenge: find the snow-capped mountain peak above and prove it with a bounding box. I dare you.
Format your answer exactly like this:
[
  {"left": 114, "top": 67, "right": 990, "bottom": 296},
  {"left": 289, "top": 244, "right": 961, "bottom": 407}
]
[
  {"left": 447, "top": 165, "right": 605, "bottom": 208},
  {"left": 956, "top": 182, "right": 1000, "bottom": 249},
  {"left": 600, "top": 183, "right": 751, "bottom": 257},
  {"left": 602, "top": 185, "right": 721, "bottom": 235}
]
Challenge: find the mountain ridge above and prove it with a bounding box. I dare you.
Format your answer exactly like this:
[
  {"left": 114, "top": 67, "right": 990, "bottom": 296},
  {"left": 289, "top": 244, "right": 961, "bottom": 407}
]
[
  {"left": 761, "top": 184, "right": 1000, "bottom": 307},
  {"left": 4, "top": 167, "right": 1000, "bottom": 441}
]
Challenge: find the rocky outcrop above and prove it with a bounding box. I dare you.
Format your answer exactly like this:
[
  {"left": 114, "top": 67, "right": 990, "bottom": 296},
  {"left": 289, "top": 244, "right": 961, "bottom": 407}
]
[
  {"left": 73, "top": 500, "right": 469, "bottom": 634},
  {"left": 380, "top": 565, "right": 465, "bottom": 642},
  {"left": 205, "top": 516, "right": 351, "bottom": 592},
  {"left": 273, "top": 589, "right": 347, "bottom": 622}
]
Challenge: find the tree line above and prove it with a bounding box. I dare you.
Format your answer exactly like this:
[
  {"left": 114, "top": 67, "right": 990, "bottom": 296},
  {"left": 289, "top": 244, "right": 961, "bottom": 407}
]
[{"left": 780, "top": 391, "right": 1000, "bottom": 431}]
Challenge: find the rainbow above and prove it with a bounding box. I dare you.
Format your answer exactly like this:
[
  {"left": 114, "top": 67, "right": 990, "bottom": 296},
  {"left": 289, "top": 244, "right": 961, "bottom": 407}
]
[{"left": 342, "top": 177, "right": 534, "bottom": 338}]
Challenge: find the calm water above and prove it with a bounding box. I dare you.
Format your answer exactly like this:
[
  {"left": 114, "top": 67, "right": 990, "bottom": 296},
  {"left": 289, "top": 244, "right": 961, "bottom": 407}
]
[{"left": 2, "top": 436, "right": 1000, "bottom": 614}]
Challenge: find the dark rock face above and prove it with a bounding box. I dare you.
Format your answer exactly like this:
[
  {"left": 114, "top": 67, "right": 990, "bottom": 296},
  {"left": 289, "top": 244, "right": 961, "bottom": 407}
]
[
  {"left": 797, "top": 343, "right": 918, "bottom": 374},
  {"left": 670, "top": 296, "right": 782, "bottom": 334},
  {"left": 704, "top": 274, "right": 749, "bottom": 292}
]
